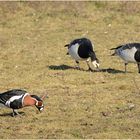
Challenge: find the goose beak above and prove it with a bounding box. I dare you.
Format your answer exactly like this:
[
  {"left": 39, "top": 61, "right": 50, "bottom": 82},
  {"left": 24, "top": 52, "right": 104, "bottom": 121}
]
[{"left": 35, "top": 103, "right": 44, "bottom": 113}]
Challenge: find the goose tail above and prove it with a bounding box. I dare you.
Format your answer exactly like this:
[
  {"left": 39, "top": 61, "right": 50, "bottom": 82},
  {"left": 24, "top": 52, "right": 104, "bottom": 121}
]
[
  {"left": 0, "top": 94, "right": 5, "bottom": 105},
  {"left": 64, "top": 44, "right": 69, "bottom": 47},
  {"left": 110, "top": 45, "right": 123, "bottom": 50},
  {"left": 111, "top": 52, "right": 116, "bottom": 56}
]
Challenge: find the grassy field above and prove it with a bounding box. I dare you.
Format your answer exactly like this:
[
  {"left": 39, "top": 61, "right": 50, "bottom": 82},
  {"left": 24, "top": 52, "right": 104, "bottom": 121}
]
[{"left": 0, "top": 1, "right": 140, "bottom": 139}]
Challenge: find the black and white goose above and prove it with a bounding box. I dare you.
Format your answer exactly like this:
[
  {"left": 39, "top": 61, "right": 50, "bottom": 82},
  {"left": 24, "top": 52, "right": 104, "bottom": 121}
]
[
  {"left": 65, "top": 38, "right": 99, "bottom": 71},
  {"left": 0, "top": 89, "right": 46, "bottom": 117},
  {"left": 111, "top": 43, "right": 140, "bottom": 73}
]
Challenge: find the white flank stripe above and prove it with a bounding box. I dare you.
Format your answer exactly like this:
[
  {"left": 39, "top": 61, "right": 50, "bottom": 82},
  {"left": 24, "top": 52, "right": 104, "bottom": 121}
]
[{"left": 5, "top": 95, "right": 22, "bottom": 108}]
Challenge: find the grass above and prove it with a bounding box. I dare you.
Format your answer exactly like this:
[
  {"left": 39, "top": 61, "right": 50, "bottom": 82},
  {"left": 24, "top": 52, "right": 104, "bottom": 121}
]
[{"left": 0, "top": 1, "right": 140, "bottom": 139}]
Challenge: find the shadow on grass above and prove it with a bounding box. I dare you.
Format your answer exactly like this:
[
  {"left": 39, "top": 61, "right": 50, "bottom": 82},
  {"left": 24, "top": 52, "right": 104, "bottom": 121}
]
[
  {"left": 81, "top": 68, "right": 125, "bottom": 74},
  {"left": 48, "top": 64, "right": 76, "bottom": 70},
  {"left": 97, "top": 68, "right": 125, "bottom": 74},
  {"left": 48, "top": 65, "right": 126, "bottom": 74},
  {"left": 0, "top": 111, "right": 25, "bottom": 117}
]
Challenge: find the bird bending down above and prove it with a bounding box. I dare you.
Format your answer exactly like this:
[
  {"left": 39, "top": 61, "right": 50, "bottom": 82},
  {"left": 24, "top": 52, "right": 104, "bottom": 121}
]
[
  {"left": 0, "top": 89, "right": 46, "bottom": 117},
  {"left": 111, "top": 43, "right": 140, "bottom": 73},
  {"left": 65, "top": 38, "right": 99, "bottom": 71}
]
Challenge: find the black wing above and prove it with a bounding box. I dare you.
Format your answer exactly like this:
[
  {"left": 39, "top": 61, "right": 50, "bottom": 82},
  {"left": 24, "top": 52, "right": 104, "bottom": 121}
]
[{"left": 0, "top": 89, "right": 27, "bottom": 103}]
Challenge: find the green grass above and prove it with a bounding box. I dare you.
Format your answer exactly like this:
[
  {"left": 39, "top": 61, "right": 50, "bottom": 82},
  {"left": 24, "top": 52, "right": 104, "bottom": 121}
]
[{"left": 0, "top": 1, "right": 140, "bottom": 139}]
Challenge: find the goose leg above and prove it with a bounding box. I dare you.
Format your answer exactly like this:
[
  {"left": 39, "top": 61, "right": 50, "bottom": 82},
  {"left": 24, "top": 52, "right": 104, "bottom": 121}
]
[
  {"left": 124, "top": 63, "right": 128, "bottom": 73},
  {"left": 12, "top": 109, "right": 16, "bottom": 117},
  {"left": 137, "top": 63, "right": 140, "bottom": 73},
  {"left": 86, "top": 60, "right": 93, "bottom": 71},
  {"left": 75, "top": 61, "right": 80, "bottom": 70},
  {"left": 12, "top": 109, "right": 21, "bottom": 117}
]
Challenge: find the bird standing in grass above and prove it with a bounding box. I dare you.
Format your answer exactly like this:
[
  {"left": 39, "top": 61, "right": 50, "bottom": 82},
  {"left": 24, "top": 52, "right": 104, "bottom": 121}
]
[
  {"left": 65, "top": 38, "right": 99, "bottom": 71},
  {"left": 0, "top": 89, "right": 46, "bottom": 117},
  {"left": 111, "top": 43, "right": 140, "bottom": 73}
]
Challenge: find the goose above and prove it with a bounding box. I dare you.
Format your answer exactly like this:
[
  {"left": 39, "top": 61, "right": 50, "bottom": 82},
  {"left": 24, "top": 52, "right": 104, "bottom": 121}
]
[
  {"left": 65, "top": 38, "right": 99, "bottom": 71},
  {"left": 111, "top": 43, "right": 140, "bottom": 73},
  {"left": 0, "top": 89, "right": 47, "bottom": 117}
]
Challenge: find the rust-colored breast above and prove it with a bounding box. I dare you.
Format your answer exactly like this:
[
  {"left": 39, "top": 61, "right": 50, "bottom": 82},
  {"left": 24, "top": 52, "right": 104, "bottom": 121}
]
[{"left": 23, "top": 95, "right": 36, "bottom": 106}]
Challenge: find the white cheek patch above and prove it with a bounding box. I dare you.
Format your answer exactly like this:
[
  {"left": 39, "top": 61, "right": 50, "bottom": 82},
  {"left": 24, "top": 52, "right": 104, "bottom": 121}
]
[
  {"left": 92, "top": 60, "right": 100, "bottom": 68},
  {"left": 40, "top": 107, "right": 44, "bottom": 111}
]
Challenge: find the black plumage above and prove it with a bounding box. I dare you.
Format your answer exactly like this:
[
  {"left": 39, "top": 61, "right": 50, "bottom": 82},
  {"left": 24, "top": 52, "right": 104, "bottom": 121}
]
[
  {"left": 0, "top": 89, "right": 27, "bottom": 109},
  {"left": 111, "top": 43, "right": 140, "bottom": 73},
  {"left": 65, "top": 38, "right": 99, "bottom": 71},
  {"left": 0, "top": 89, "right": 44, "bottom": 117}
]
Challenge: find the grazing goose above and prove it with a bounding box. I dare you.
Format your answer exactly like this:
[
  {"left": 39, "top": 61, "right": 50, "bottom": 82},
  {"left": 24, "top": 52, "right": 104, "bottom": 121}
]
[
  {"left": 65, "top": 38, "right": 99, "bottom": 71},
  {"left": 0, "top": 89, "right": 46, "bottom": 117},
  {"left": 111, "top": 43, "right": 140, "bottom": 73}
]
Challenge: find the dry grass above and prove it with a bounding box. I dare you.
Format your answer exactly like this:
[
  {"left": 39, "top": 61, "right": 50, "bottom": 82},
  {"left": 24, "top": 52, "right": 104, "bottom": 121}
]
[{"left": 0, "top": 1, "right": 140, "bottom": 139}]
